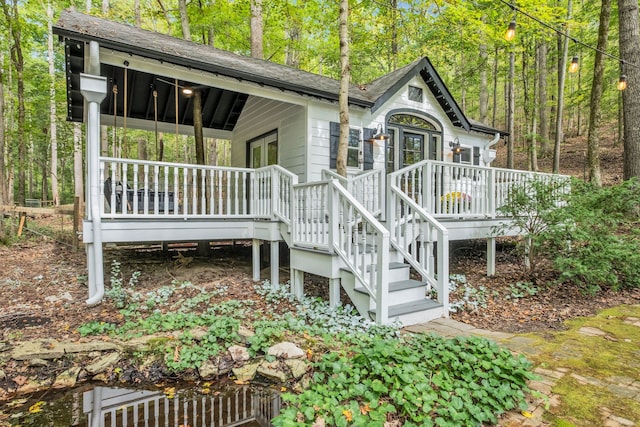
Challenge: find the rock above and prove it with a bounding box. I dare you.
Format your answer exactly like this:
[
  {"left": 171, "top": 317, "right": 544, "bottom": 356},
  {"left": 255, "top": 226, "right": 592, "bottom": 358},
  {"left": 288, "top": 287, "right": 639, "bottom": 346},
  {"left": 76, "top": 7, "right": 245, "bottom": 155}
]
[
  {"left": 285, "top": 359, "right": 309, "bottom": 379},
  {"left": 218, "top": 354, "right": 234, "bottom": 375},
  {"left": 85, "top": 352, "right": 120, "bottom": 375},
  {"left": 119, "top": 334, "right": 173, "bottom": 352},
  {"left": 92, "top": 373, "right": 109, "bottom": 383},
  {"left": 0, "top": 370, "right": 5, "bottom": 380},
  {"left": 232, "top": 362, "right": 260, "bottom": 382},
  {"left": 11, "top": 339, "right": 120, "bottom": 361},
  {"left": 188, "top": 327, "right": 209, "bottom": 341},
  {"left": 578, "top": 327, "right": 606, "bottom": 337},
  {"left": 53, "top": 367, "right": 81, "bottom": 389},
  {"left": 238, "top": 326, "right": 255, "bottom": 344},
  {"left": 228, "top": 345, "right": 250, "bottom": 363},
  {"left": 60, "top": 292, "right": 73, "bottom": 301},
  {"left": 257, "top": 360, "right": 288, "bottom": 383},
  {"left": 199, "top": 359, "right": 219, "bottom": 380},
  {"left": 18, "top": 378, "right": 48, "bottom": 394},
  {"left": 28, "top": 358, "right": 49, "bottom": 367},
  {"left": 268, "top": 342, "right": 305, "bottom": 359}
]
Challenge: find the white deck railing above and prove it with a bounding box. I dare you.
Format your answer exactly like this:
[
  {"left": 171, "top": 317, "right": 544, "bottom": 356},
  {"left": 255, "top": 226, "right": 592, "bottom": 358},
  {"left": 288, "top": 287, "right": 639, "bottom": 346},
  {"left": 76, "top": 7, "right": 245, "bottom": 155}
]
[
  {"left": 99, "top": 157, "right": 296, "bottom": 222},
  {"left": 322, "top": 169, "right": 384, "bottom": 218},
  {"left": 388, "top": 180, "right": 449, "bottom": 309},
  {"left": 292, "top": 179, "right": 390, "bottom": 323},
  {"left": 389, "top": 160, "right": 570, "bottom": 219}
]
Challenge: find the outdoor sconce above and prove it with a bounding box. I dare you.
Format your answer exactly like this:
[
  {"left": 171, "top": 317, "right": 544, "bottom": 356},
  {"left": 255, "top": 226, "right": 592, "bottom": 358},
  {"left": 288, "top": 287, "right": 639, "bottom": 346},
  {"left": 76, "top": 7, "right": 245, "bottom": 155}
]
[
  {"left": 450, "top": 137, "right": 463, "bottom": 155},
  {"left": 569, "top": 56, "right": 579, "bottom": 74},
  {"left": 182, "top": 86, "right": 194, "bottom": 96},
  {"left": 367, "top": 123, "right": 390, "bottom": 143},
  {"left": 618, "top": 75, "right": 627, "bottom": 91}
]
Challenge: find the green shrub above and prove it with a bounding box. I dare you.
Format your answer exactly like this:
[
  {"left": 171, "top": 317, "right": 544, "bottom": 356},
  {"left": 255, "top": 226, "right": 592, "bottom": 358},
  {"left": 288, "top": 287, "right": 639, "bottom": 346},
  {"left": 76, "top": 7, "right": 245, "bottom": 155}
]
[
  {"left": 543, "top": 178, "right": 640, "bottom": 293},
  {"left": 273, "top": 334, "right": 534, "bottom": 427}
]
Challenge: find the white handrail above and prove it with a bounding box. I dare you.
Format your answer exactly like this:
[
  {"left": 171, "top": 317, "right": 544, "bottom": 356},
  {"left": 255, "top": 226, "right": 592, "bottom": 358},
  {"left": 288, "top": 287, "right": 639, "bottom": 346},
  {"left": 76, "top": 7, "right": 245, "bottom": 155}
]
[
  {"left": 389, "top": 159, "right": 570, "bottom": 218},
  {"left": 388, "top": 181, "right": 449, "bottom": 311},
  {"left": 321, "top": 169, "right": 384, "bottom": 218},
  {"left": 329, "top": 180, "right": 389, "bottom": 324}
]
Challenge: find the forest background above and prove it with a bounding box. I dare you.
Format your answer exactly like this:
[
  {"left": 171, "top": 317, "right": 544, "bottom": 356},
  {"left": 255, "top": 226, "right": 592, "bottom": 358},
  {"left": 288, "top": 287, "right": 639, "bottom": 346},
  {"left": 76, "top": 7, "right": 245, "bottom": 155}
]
[{"left": 0, "top": 0, "right": 638, "bottom": 207}]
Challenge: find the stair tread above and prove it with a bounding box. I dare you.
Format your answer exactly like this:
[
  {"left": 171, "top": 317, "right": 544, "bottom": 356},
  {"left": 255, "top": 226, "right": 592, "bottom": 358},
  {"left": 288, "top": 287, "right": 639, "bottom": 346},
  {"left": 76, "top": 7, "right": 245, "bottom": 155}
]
[
  {"left": 355, "top": 279, "right": 426, "bottom": 295},
  {"left": 369, "top": 299, "right": 442, "bottom": 317},
  {"left": 366, "top": 262, "right": 408, "bottom": 272}
]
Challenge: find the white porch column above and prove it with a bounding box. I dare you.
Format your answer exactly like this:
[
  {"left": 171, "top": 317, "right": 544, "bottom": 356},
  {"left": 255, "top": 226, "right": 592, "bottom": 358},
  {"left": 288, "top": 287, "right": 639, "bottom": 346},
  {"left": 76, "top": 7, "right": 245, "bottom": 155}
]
[
  {"left": 270, "top": 241, "right": 279, "bottom": 285},
  {"left": 82, "top": 41, "right": 107, "bottom": 305},
  {"left": 487, "top": 237, "right": 496, "bottom": 276},
  {"left": 329, "top": 278, "right": 341, "bottom": 308},
  {"left": 252, "top": 239, "right": 261, "bottom": 281}
]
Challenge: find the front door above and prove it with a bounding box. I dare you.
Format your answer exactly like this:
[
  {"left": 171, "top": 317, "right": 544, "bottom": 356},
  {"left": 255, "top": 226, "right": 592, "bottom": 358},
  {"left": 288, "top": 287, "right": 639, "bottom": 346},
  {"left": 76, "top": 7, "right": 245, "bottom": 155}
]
[
  {"left": 249, "top": 130, "right": 278, "bottom": 168},
  {"left": 386, "top": 114, "right": 442, "bottom": 173}
]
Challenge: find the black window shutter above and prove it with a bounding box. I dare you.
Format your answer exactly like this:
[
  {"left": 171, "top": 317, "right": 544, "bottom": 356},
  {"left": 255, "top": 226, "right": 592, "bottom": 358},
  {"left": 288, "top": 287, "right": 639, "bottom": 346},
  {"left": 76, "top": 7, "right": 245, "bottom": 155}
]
[
  {"left": 330, "top": 122, "right": 340, "bottom": 169},
  {"left": 363, "top": 128, "right": 375, "bottom": 170},
  {"left": 473, "top": 146, "right": 481, "bottom": 166}
]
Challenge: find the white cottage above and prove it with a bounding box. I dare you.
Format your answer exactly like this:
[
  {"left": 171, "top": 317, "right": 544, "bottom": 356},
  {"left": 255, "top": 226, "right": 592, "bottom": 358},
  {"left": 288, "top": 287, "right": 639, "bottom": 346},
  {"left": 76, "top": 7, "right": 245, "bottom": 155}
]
[{"left": 54, "top": 10, "right": 566, "bottom": 325}]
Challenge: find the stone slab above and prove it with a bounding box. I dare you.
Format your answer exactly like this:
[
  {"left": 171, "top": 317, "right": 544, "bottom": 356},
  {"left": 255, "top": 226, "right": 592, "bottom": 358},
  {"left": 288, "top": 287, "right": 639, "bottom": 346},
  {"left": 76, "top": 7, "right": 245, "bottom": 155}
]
[{"left": 11, "top": 339, "right": 121, "bottom": 361}]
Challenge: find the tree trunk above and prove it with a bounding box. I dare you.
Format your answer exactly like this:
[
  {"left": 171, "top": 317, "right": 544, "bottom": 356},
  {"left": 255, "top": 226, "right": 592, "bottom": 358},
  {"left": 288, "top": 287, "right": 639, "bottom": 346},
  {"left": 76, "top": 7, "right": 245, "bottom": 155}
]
[
  {"left": 587, "top": 0, "right": 612, "bottom": 186},
  {"left": 0, "top": 51, "right": 6, "bottom": 206},
  {"left": 479, "top": 42, "right": 488, "bottom": 124},
  {"left": 250, "top": 0, "right": 263, "bottom": 59},
  {"left": 507, "top": 51, "right": 515, "bottom": 169},
  {"left": 531, "top": 42, "right": 540, "bottom": 172},
  {"left": 390, "top": 0, "right": 398, "bottom": 71},
  {"left": 178, "top": 0, "right": 190, "bottom": 40},
  {"left": 73, "top": 123, "right": 83, "bottom": 204},
  {"left": 2, "top": 0, "right": 26, "bottom": 206},
  {"left": 538, "top": 41, "right": 549, "bottom": 155},
  {"left": 336, "top": 0, "right": 350, "bottom": 178},
  {"left": 492, "top": 47, "right": 498, "bottom": 128},
  {"left": 47, "top": 2, "right": 59, "bottom": 206},
  {"left": 554, "top": 0, "right": 572, "bottom": 174},
  {"left": 619, "top": 0, "right": 640, "bottom": 179},
  {"left": 101, "top": 0, "right": 108, "bottom": 15},
  {"left": 134, "top": 0, "right": 141, "bottom": 27}
]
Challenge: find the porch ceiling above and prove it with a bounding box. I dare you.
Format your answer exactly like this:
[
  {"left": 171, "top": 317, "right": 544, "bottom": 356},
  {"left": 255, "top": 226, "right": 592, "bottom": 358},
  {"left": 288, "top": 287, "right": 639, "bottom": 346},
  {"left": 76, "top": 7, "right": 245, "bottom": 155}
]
[{"left": 64, "top": 39, "right": 248, "bottom": 134}]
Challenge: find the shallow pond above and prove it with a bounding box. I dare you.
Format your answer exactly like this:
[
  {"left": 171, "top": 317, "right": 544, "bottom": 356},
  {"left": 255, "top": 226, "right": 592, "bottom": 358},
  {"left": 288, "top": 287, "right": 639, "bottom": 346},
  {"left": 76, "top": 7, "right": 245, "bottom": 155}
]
[{"left": 1, "top": 384, "right": 280, "bottom": 426}]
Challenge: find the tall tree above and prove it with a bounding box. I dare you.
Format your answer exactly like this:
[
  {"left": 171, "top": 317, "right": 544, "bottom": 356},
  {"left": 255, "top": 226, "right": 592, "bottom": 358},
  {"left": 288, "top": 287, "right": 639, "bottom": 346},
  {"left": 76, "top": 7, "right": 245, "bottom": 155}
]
[
  {"left": 619, "top": 0, "right": 640, "bottom": 179},
  {"left": 537, "top": 41, "right": 549, "bottom": 155},
  {"left": 336, "top": 0, "right": 350, "bottom": 177},
  {"left": 47, "top": 1, "right": 58, "bottom": 206},
  {"left": 587, "top": 0, "right": 612, "bottom": 186},
  {"left": 507, "top": 51, "right": 515, "bottom": 169},
  {"left": 250, "top": 0, "right": 263, "bottom": 59},
  {"left": 178, "top": 0, "right": 190, "bottom": 40},
  {"left": 553, "top": 0, "right": 572, "bottom": 174},
  {"left": 0, "top": 51, "right": 6, "bottom": 205},
  {"left": 1, "top": 0, "right": 26, "bottom": 206}
]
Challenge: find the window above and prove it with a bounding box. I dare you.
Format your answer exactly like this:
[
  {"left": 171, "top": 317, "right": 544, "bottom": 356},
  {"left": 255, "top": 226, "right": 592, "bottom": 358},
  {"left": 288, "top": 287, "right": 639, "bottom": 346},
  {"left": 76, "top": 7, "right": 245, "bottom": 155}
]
[
  {"left": 347, "top": 127, "right": 361, "bottom": 168},
  {"left": 408, "top": 86, "right": 423, "bottom": 103},
  {"left": 454, "top": 145, "right": 481, "bottom": 166}
]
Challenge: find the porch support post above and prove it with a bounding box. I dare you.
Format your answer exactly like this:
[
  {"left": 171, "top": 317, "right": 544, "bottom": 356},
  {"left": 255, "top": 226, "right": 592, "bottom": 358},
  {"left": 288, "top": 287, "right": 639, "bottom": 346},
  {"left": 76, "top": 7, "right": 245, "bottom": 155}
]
[
  {"left": 487, "top": 237, "right": 496, "bottom": 276},
  {"left": 290, "top": 268, "right": 304, "bottom": 299},
  {"left": 270, "top": 241, "right": 279, "bottom": 285},
  {"left": 82, "top": 41, "right": 107, "bottom": 306},
  {"left": 329, "top": 278, "right": 341, "bottom": 307},
  {"left": 252, "top": 239, "right": 261, "bottom": 281}
]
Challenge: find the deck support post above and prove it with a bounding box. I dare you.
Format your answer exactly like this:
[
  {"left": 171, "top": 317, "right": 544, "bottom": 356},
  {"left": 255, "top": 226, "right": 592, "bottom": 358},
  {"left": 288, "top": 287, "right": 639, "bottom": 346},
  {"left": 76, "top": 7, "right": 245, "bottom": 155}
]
[
  {"left": 290, "top": 268, "right": 304, "bottom": 299},
  {"left": 329, "top": 278, "right": 341, "bottom": 307},
  {"left": 270, "top": 240, "right": 279, "bottom": 285},
  {"left": 252, "top": 239, "right": 261, "bottom": 281},
  {"left": 487, "top": 237, "right": 496, "bottom": 276}
]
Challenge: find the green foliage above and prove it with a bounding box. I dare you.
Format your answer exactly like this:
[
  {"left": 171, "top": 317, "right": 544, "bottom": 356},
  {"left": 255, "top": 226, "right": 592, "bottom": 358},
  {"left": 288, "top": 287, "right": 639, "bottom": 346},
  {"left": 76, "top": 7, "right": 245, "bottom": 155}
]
[
  {"left": 104, "top": 260, "right": 140, "bottom": 309},
  {"left": 76, "top": 321, "right": 117, "bottom": 336},
  {"left": 273, "top": 334, "right": 534, "bottom": 427},
  {"left": 542, "top": 178, "right": 640, "bottom": 294}
]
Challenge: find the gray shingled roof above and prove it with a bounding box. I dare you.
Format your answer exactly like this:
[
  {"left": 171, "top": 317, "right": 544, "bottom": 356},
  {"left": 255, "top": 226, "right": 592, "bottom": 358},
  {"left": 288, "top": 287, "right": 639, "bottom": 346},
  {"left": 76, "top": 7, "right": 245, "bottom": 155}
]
[{"left": 54, "top": 9, "right": 504, "bottom": 135}]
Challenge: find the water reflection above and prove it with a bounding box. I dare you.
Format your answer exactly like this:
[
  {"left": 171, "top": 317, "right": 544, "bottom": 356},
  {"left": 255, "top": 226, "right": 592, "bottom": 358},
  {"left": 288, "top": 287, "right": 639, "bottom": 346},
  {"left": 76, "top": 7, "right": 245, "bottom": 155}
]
[
  {"left": 5, "top": 385, "right": 280, "bottom": 427},
  {"left": 84, "top": 385, "right": 279, "bottom": 427}
]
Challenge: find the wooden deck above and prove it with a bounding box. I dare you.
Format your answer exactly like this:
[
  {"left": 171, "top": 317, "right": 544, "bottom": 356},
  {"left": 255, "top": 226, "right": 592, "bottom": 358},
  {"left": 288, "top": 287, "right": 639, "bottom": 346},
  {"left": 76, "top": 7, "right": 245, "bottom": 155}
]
[{"left": 83, "top": 156, "right": 568, "bottom": 325}]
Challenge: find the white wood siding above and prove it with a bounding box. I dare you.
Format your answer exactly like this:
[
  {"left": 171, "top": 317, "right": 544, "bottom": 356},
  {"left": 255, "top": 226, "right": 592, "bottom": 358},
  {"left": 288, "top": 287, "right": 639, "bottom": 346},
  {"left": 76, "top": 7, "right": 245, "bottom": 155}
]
[{"left": 231, "top": 96, "right": 306, "bottom": 180}]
